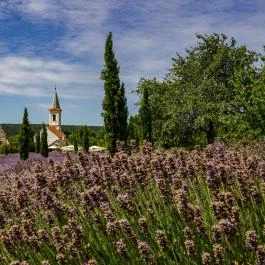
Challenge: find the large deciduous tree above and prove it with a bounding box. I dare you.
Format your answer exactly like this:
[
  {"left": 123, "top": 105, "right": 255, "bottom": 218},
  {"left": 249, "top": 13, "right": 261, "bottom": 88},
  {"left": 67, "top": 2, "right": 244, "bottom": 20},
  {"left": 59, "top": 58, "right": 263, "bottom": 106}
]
[
  {"left": 101, "top": 32, "right": 128, "bottom": 154},
  {"left": 136, "top": 33, "right": 258, "bottom": 148},
  {"left": 166, "top": 33, "right": 258, "bottom": 146},
  {"left": 19, "top": 107, "right": 31, "bottom": 160}
]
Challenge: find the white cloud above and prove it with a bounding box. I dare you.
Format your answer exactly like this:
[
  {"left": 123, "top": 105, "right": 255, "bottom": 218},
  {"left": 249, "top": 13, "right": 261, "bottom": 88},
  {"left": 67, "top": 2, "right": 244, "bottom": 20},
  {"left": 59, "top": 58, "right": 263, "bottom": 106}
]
[{"left": 0, "top": 56, "right": 102, "bottom": 99}]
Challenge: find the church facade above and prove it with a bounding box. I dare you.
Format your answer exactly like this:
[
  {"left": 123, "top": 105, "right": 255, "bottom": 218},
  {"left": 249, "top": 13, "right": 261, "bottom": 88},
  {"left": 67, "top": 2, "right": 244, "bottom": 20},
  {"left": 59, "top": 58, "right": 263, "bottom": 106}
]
[{"left": 47, "top": 89, "right": 65, "bottom": 147}]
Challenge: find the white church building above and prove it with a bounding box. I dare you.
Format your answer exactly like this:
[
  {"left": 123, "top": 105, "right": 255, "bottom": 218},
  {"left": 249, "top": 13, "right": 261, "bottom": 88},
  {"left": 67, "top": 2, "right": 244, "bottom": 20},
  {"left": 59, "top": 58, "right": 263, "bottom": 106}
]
[{"left": 47, "top": 88, "right": 65, "bottom": 147}]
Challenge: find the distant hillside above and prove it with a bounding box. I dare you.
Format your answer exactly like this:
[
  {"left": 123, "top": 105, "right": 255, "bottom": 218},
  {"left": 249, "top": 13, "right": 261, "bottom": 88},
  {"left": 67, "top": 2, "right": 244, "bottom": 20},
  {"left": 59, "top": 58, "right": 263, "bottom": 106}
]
[{"left": 0, "top": 124, "right": 103, "bottom": 137}]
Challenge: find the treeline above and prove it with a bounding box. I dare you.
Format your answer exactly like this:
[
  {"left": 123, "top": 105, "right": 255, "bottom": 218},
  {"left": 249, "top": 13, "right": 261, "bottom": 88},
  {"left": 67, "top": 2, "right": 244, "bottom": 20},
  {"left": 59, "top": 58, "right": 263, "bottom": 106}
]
[
  {"left": 128, "top": 33, "right": 265, "bottom": 148},
  {"left": 1, "top": 123, "right": 102, "bottom": 137}
]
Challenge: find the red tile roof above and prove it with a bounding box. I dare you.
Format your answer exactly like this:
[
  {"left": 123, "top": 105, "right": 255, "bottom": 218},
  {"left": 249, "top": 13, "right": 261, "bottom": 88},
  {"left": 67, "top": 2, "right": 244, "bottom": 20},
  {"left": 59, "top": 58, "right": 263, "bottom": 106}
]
[{"left": 48, "top": 126, "right": 64, "bottom": 138}]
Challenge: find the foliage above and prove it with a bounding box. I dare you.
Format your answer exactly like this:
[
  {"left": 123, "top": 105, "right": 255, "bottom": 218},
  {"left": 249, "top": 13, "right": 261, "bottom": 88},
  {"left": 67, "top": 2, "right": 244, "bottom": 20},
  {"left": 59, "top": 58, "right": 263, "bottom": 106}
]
[
  {"left": 127, "top": 115, "right": 141, "bottom": 146},
  {"left": 0, "top": 144, "right": 9, "bottom": 155},
  {"left": 19, "top": 107, "right": 32, "bottom": 160},
  {"left": 40, "top": 123, "right": 48, "bottom": 157},
  {"left": 117, "top": 82, "right": 128, "bottom": 142},
  {"left": 68, "top": 126, "right": 100, "bottom": 148},
  {"left": 102, "top": 32, "right": 128, "bottom": 154},
  {"left": 0, "top": 124, "right": 102, "bottom": 137},
  {"left": 4, "top": 135, "right": 19, "bottom": 153},
  {"left": 83, "top": 125, "right": 89, "bottom": 153},
  {"left": 139, "top": 83, "right": 152, "bottom": 143},
  {"left": 35, "top": 131, "right": 41, "bottom": 153},
  {"left": 73, "top": 133, "right": 78, "bottom": 153},
  {"left": 135, "top": 33, "right": 260, "bottom": 148},
  {"left": 135, "top": 78, "right": 171, "bottom": 147}
]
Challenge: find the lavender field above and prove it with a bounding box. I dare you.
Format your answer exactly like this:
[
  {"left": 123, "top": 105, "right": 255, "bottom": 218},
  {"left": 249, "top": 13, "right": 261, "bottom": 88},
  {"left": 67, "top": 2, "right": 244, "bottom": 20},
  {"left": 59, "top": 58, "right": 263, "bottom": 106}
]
[{"left": 0, "top": 141, "right": 265, "bottom": 264}]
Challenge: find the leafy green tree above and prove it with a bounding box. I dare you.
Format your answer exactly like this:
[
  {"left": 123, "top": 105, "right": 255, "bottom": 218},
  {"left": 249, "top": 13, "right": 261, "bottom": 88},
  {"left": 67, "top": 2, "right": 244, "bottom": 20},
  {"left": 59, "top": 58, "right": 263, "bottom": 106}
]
[
  {"left": 83, "top": 125, "right": 89, "bottom": 153},
  {"left": 128, "top": 115, "right": 141, "bottom": 145},
  {"left": 19, "top": 107, "right": 31, "bottom": 160},
  {"left": 35, "top": 131, "right": 40, "bottom": 153},
  {"left": 94, "top": 128, "right": 106, "bottom": 147},
  {"left": 73, "top": 133, "right": 78, "bottom": 153},
  {"left": 135, "top": 34, "right": 259, "bottom": 148},
  {"left": 139, "top": 84, "right": 152, "bottom": 143},
  {"left": 101, "top": 32, "right": 128, "bottom": 154},
  {"left": 136, "top": 78, "right": 167, "bottom": 146},
  {"left": 40, "top": 123, "right": 48, "bottom": 157},
  {"left": 228, "top": 67, "right": 265, "bottom": 140}
]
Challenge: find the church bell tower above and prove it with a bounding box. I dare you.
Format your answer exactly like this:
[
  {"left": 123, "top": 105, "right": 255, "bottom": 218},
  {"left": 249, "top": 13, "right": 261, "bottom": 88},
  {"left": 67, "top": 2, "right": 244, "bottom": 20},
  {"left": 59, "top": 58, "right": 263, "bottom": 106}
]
[{"left": 49, "top": 87, "right": 62, "bottom": 131}]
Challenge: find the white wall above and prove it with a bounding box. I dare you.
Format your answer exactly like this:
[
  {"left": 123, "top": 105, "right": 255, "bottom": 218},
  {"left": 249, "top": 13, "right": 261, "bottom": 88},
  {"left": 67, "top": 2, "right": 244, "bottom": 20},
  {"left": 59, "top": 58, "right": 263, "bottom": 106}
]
[{"left": 47, "top": 128, "right": 59, "bottom": 146}]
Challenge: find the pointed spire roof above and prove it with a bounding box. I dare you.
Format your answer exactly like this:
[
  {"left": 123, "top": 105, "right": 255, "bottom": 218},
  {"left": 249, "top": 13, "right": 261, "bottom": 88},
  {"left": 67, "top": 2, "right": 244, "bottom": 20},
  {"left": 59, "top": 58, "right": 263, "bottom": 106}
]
[{"left": 50, "top": 87, "right": 61, "bottom": 110}]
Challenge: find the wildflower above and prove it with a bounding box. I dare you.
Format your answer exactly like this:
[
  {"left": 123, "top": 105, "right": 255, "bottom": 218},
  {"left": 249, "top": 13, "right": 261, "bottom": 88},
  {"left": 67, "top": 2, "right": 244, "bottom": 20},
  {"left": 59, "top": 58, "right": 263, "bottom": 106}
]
[
  {"left": 213, "top": 243, "right": 223, "bottom": 265},
  {"left": 117, "top": 193, "right": 135, "bottom": 212},
  {"left": 155, "top": 230, "right": 169, "bottom": 252},
  {"left": 100, "top": 202, "right": 115, "bottom": 222},
  {"left": 184, "top": 226, "right": 193, "bottom": 240},
  {"left": 137, "top": 240, "right": 150, "bottom": 256},
  {"left": 22, "top": 218, "right": 35, "bottom": 236},
  {"left": 44, "top": 210, "right": 54, "bottom": 225},
  {"left": 130, "top": 139, "right": 138, "bottom": 154},
  {"left": 51, "top": 226, "right": 61, "bottom": 242},
  {"left": 245, "top": 230, "right": 259, "bottom": 251},
  {"left": 56, "top": 253, "right": 66, "bottom": 264},
  {"left": 137, "top": 240, "right": 157, "bottom": 264},
  {"left": 106, "top": 221, "right": 120, "bottom": 237},
  {"left": 185, "top": 239, "right": 196, "bottom": 257},
  {"left": 202, "top": 252, "right": 211, "bottom": 265},
  {"left": 0, "top": 255, "right": 5, "bottom": 263},
  {"left": 10, "top": 261, "right": 20, "bottom": 265},
  {"left": 212, "top": 224, "right": 222, "bottom": 242},
  {"left": 116, "top": 239, "right": 128, "bottom": 258},
  {"left": 119, "top": 219, "right": 136, "bottom": 243},
  {"left": 9, "top": 224, "right": 23, "bottom": 241},
  {"left": 85, "top": 260, "right": 97, "bottom": 265},
  {"left": 139, "top": 217, "right": 149, "bottom": 234},
  {"left": 218, "top": 218, "right": 237, "bottom": 240},
  {"left": 257, "top": 245, "right": 265, "bottom": 265},
  {"left": 146, "top": 205, "right": 155, "bottom": 220}
]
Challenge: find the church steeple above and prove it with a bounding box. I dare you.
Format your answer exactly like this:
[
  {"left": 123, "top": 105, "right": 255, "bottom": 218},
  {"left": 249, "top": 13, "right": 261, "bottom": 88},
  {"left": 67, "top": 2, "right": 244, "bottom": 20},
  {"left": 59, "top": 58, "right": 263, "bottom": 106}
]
[
  {"left": 51, "top": 87, "right": 61, "bottom": 110},
  {"left": 49, "top": 87, "right": 62, "bottom": 131}
]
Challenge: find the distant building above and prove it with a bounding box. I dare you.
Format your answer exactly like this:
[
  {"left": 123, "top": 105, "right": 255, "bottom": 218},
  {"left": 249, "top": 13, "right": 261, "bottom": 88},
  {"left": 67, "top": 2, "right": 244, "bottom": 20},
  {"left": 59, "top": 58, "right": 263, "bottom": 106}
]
[
  {"left": 0, "top": 126, "right": 9, "bottom": 145},
  {"left": 47, "top": 88, "right": 65, "bottom": 147}
]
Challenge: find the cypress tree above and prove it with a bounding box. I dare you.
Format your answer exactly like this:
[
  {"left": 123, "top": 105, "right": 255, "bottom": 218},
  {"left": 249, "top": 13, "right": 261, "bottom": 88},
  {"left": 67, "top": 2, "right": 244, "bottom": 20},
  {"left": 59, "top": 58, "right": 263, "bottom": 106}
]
[
  {"left": 73, "top": 133, "right": 78, "bottom": 153},
  {"left": 83, "top": 125, "right": 89, "bottom": 153},
  {"left": 40, "top": 123, "right": 48, "bottom": 157},
  {"left": 35, "top": 131, "right": 40, "bottom": 153},
  {"left": 19, "top": 107, "right": 31, "bottom": 160},
  {"left": 102, "top": 32, "right": 128, "bottom": 154},
  {"left": 117, "top": 82, "right": 128, "bottom": 142},
  {"left": 139, "top": 86, "right": 152, "bottom": 143}
]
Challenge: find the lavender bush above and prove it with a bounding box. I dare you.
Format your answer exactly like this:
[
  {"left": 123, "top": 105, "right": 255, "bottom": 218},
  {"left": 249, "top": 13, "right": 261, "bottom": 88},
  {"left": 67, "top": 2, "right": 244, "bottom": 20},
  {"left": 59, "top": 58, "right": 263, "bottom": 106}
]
[{"left": 0, "top": 141, "right": 265, "bottom": 264}]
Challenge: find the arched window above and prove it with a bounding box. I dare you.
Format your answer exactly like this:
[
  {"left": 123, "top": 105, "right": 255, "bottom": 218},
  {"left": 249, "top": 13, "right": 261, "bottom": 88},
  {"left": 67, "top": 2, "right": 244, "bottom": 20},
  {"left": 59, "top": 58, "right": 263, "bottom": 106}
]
[{"left": 53, "top": 114, "right": 56, "bottom": 121}]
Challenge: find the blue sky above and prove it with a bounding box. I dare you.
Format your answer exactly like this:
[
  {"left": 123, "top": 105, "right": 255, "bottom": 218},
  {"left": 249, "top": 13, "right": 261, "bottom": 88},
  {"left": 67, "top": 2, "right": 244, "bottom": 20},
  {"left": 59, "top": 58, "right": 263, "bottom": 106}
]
[{"left": 0, "top": 0, "right": 265, "bottom": 125}]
